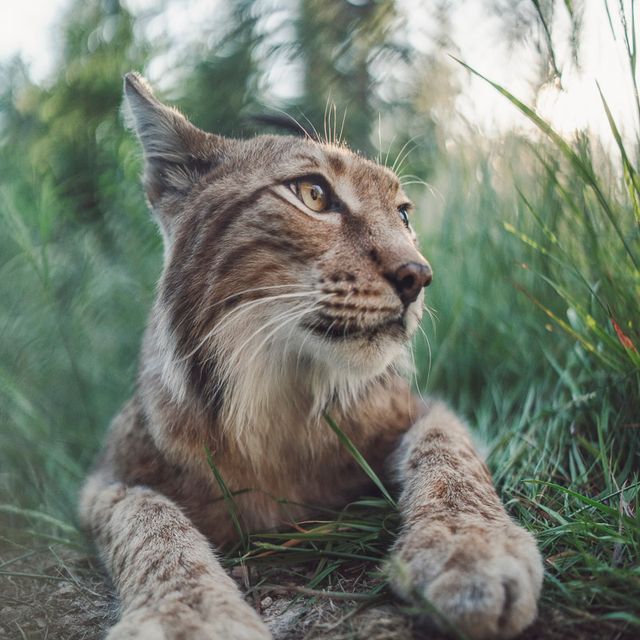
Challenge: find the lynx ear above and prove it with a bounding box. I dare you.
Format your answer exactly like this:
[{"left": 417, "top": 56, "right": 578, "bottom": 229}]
[{"left": 123, "top": 72, "right": 222, "bottom": 205}]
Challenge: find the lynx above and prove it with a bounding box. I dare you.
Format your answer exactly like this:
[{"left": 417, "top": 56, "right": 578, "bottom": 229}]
[{"left": 80, "top": 72, "right": 543, "bottom": 640}]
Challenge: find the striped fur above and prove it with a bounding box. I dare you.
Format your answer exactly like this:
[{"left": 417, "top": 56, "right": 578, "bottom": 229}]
[{"left": 80, "top": 73, "right": 542, "bottom": 639}]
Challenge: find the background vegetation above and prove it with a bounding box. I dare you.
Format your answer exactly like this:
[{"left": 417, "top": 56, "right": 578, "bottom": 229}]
[{"left": 0, "top": 0, "right": 638, "bottom": 638}]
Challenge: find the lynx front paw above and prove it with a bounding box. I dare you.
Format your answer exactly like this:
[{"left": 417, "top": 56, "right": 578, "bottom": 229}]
[
  {"left": 106, "top": 600, "right": 272, "bottom": 640},
  {"left": 388, "top": 520, "right": 543, "bottom": 639}
]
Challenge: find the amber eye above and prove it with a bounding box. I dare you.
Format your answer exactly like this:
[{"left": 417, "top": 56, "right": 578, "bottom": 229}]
[{"left": 293, "top": 179, "right": 330, "bottom": 212}]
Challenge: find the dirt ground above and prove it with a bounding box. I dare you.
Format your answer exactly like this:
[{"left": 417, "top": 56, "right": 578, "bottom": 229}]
[{"left": 0, "top": 547, "right": 631, "bottom": 640}]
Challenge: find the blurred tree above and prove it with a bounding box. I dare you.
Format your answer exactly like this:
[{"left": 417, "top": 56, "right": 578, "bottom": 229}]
[
  {"left": 1, "top": 0, "right": 150, "bottom": 238},
  {"left": 293, "top": 0, "right": 406, "bottom": 153},
  {"left": 0, "top": 0, "right": 160, "bottom": 470},
  {"left": 177, "top": 0, "right": 266, "bottom": 136},
  {"left": 487, "top": 0, "right": 585, "bottom": 89},
  {"left": 174, "top": 0, "right": 411, "bottom": 154},
  {"left": 382, "top": 2, "right": 461, "bottom": 185}
]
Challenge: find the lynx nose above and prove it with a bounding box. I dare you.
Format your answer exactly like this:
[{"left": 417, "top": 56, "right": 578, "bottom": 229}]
[{"left": 389, "top": 262, "right": 432, "bottom": 305}]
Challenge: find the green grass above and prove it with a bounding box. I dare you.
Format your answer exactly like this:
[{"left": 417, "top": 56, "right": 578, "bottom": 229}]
[{"left": 1, "top": 8, "right": 639, "bottom": 639}]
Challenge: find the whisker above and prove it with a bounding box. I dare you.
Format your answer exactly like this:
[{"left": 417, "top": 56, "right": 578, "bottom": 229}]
[
  {"left": 399, "top": 176, "right": 444, "bottom": 203},
  {"left": 399, "top": 180, "right": 429, "bottom": 188},
  {"left": 216, "top": 302, "right": 317, "bottom": 373},
  {"left": 383, "top": 134, "right": 397, "bottom": 168},
  {"left": 409, "top": 340, "right": 428, "bottom": 407},
  {"left": 193, "top": 302, "right": 324, "bottom": 413},
  {"left": 200, "top": 303, "right": 315, "bottom": 414},
  {"left": 295, "top": 312, "right": 329, "bottom": 375},
  {"left": 414, "top": 320, "right": 433, "bottom": 391},
  {"left": 339, "top": 288, "right": 358, "bottom": 389},
  {"left": 282, "top": 301, "right": 305, "bottom": 360},
  {"left": 338, "top": 105, "right": 348, "bottom": 146},
  {"left": 243, "top": 303, "right": 323, "bottom": 373},
  {"left": 167, "top": 283, "right": 305, "bottom": 337},
  {"left": 391, "top": 135, "right": 422, "bottom": 174},
  {"left": 390, "top": 138, "right": 415, "bottom": 174},
  {"left": 206, "top": 283, "right": 306, "bottom": 311},
  {"left": 217, "top": 303, "right": 326, "bottom": 420},
  {"left": 393, "top": 147, "right": 418, "bottom": 179},
  {"left": 296, "top": 108, "right": 322, "bottom": 142},
  {"left": 422, "top": 302, "right": 438, "bottom": 335},
  {"left": 266, "top": 107, "right": 317, "bottom": 144},
  {"left": 398, "top": 173, "right": 425, "bottom": 183},
  {"left": 210, "top": 290, "right": 321, "bottom": 328},
  {"left": 377, "top": 112, "right": 382, "bottom": 165},
  {"left": 323, "top": 92, "right": 332, "bottom": 145},
  {"left": 398, "top": 178, "right": 443, "bottom": 203},
  {"left": 180, "top": 291, "right": 325, "bottom": 362}
]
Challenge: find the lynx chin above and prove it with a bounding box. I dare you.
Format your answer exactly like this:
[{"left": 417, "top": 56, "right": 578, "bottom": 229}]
[{"left": 80, "top": 72, "right": 543, "bottom": 640}]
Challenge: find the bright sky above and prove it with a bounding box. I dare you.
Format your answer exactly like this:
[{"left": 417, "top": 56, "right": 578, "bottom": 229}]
[
  {"left": 0, "top": 0, "right": 637, "bottom": 143},
  {"left": 0, "top": 1, "right": 68, "bottom": 79},
  {"left": 446, "top": 0, "right": 638, "bottom": 140}
]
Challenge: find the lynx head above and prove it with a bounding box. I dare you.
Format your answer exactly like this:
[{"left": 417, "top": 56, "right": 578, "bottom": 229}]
[{"left": 124, "top": 72, "right": 432, "bottom": 434}]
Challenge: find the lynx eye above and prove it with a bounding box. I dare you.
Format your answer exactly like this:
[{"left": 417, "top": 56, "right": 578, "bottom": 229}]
[
  {"left": 291, "top": 177, "right": 331, "bottom": 212},
  {"left": 398, "top": 204, "right": 411, "bottom": 228}
]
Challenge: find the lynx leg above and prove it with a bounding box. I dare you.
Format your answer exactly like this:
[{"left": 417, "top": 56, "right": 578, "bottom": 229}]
[
  {"left": 387, "top": 401, "right": 543, "bottom": 640},
  {"left": 79, "top": 472, "right": 271, "bottom": 640}
]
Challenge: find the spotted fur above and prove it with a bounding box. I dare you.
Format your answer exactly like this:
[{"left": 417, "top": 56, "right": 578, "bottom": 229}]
[{"left": 79, "top": 73, "right": 542, "bottom": 639}]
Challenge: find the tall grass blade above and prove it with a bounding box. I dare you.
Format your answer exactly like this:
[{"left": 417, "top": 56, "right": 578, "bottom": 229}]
[
  {"left": 452, "top": 56, "right": 640, "bottom": 271},
  {"left": 323, "top": 414, "right": 397, "bottom": 508},
  {"left": 204, "top": 447, "right": 247, "bottom": 547}
]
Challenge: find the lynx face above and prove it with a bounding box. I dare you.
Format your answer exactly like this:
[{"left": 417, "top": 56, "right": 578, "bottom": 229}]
[{"left": 126, "top": 73, "right": 431, "bottom": 430}]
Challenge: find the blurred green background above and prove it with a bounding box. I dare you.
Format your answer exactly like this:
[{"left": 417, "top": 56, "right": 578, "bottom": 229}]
[{"left": 0, "top": 0, "right": 638, "bottom": 635}]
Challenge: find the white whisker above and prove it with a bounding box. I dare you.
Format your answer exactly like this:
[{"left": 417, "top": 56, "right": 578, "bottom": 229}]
[
  {"left": 243, "top": 303, "right": 322, "bottom": 374},
  {"left": 323, "top": 93, "right": 332, "bottom": 145},
  {"left": 268, "top": 107, "right": 317, "bottom": 144},
  {"left": 338, "top": 105, "right": 348, "bottom": 146},
  {"left": 296, "top": 108, "right": 321, "bottom": 142},
  {"left": 422, "top": 302, "right": 438, "bottom": 334},
  {"left": 295, "top": 312, "right": 328, "bottom": 375},
  {"left": 391, "top": 136, "right": 419, "bottom": 174},
  {"left": 200, "top": 303, "right": 317, "bottom": 414},
  {"left": 414, "top": 320, "right": 433, "bottom": 391},
  {"left": 182, "top": 291, "right": 324, "bottom": 361},
  {"left": 383, "top": 134, "right": 397, "bottom": 168},
  {"left": 377, "top": 112, "right": 382, "bottom": 165}
]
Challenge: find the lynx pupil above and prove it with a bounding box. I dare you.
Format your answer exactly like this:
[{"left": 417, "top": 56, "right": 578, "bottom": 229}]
[{"left": 299, "top": 179, "right": 328, "bottom": 212}]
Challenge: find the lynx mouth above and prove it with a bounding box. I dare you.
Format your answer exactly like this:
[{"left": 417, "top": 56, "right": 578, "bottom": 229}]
[{"left": 304, "top": 316, "right": 406, "bottom": 341}]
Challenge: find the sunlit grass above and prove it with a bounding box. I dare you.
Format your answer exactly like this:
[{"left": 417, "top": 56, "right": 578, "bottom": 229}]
[{"left": 1, "top": 6, "right": 639, "bottom": 638}]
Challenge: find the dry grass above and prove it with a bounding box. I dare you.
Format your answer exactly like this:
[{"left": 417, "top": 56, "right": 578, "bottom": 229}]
[{"left": 0, "top": 542, "right": 636, "bottom": 640}]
